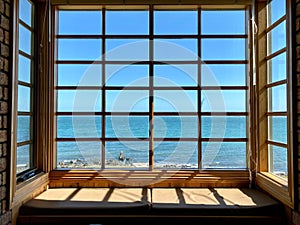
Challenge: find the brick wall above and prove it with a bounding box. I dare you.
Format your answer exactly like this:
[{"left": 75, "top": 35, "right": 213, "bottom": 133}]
[{"left": 0, "top": 0, "right": 10, "bottom": 224}]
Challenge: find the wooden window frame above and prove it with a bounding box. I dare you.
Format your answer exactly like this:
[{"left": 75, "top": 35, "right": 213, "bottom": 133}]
[
  {"left": 9, "top": 0, "right": 49, "bottom": 222},
  {"left": 255, "top": 0, "right": 295, "bottom": 208},
  {"left": 48, "top": 4, "right": 253, "bottom": 188}
]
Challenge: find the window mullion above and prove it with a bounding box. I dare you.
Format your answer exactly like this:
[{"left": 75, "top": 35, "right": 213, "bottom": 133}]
[
  {"left": 197, "top": 7, "right": 202, "bottom": 171},
  {"left": 101, "top": 7, "right": 106, "bottom": 169},
  {"left": 149, "top": 5, "right": 154, "bottom": 171}
]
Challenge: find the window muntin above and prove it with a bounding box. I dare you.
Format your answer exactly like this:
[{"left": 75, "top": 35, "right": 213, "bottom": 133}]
[
  {"left": 16, "top": 0, "right": 35, "bottom": 175},
  {"left": 55, "top": 6, "right": 248, "bottom": 170},
  {"left": 266, "top": 0, "right": 288, "bottom": 180}
]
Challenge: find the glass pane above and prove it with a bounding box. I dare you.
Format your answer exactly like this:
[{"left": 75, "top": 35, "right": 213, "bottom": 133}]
[
  {"left": 18, "top": 55, "right": 31, "bottom": 83},
  {"left": 269, "top": 84, "right": 287, "bottom": 112},
  {"left": 17, "top": 145, "right": 30, "bottom": 173},
  {"left": 202, "top": 142, "right": 246, "bottom": 169},
  {"left": 202, "top": 90, "right": 246, "bottom": 112},
  {"left": 269, "top": 116, "right": 287, "bottom": 144},
  {"left": 267, "top": 52, "right": 286, "bottom": 83},
  {"left": 58, "top": 39, "right": 102, "bottom": 60},
  {"left": 154, "top": 39, "right": 198, "bottom": 61},
  {"left": 202, "top": 39, "right": 246, "bottom": 60},
  {"left": 201, "top": 10, "right": 245, "bottom": 35},
  {"left": 106, "top": 90, "right": 149, "bottom": 112},
  {"left": 18, "top": 85, "right": 31, "bottom": 112},
  {"left": 267, "top": 21, "right": 286, "bottom": 55},
  {"left": 17, "top": 116, "right": 31, "bottom": 142},
  {"left": 202, "top": 116, "right": 246, "bottom": 138},
  {"left": 57, "top": 116, "right": 101, "bottom": 138},
  {"left": 154, "top": 142, "right": 198, "bottom": 169},
  {"left": 19, "top": 0, "right": 32, "bottom": 27},
  {"left": 106, "top": 11, "right": 149, "bottom": 35},
  {"left": 154, "top": 64, "right": 198, "bottom": 86},
  {"left": 154, "top": 90, "right": 197, "bottom": 112},
  {"left": 59, "top": 11, "right": 102, "bottom": 35},
  {"left": 106, "top": 39, "right": 149, "bottom": 61},
  {"left": 57, "top": 142, "right": 101, "bottom": 168},
  {"left": 269, "top": 145, "right": 287, "bottom": 179},
  {"left": 105, "top": 141, "right": 149, "bottom": 168},
  {"left": 106, "top": 65, "right": 149, "bottom": 86},
  {"left": 57, "top": 64, "right": 102, "bottom": 86},
  {"left": 19, "top": 24, "right": 32, "bottom": 55},
  {"left": 202, "top": 64, "right": 246, "bottom": 86},
  {"left": 154, "top": 116, "right": 198, "bottom": 138},
  {"left": 268, "top": 0, "right": 286, "bottom": 25},
  {"left": 106, "top": 116, "right": 149, "bottom": 138},
  {"left": 154, "top": 11, "right": 197, "bottom": 34},
  {"left": 57, "top": 90, "right": 101, "bottom": 112}
]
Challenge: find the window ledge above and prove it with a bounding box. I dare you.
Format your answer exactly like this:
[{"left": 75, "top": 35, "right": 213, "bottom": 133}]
[
  {"left": 256, "top": 172, "right": 293, "bottom": 208},
  {"left": 12, "top": 172, "right": 49, "bottom": 209}
]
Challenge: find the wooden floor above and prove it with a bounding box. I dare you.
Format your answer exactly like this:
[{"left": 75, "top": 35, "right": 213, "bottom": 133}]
[{"left": 17, "top": 187, "right": 287, "bottom": 225}]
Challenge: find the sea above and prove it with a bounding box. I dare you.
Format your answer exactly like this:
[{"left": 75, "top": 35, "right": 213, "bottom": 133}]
[{"left": 17, "top": 116, "right": 288, "bottom": 174}]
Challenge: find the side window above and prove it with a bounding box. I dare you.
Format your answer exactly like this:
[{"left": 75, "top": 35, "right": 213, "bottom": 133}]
[{"left": 15, "top": 0, "right": 36, "bottom": 177}]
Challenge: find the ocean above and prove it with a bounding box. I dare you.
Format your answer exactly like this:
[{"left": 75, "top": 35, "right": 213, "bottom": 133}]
[{"left": 17, "top": 116, "right": 287, "bottom": 174}]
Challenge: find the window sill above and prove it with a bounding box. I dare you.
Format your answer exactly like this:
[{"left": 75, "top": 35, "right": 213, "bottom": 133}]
[
  {"left": 49, "top": 169, "right": 250, "bottom": 188},
  {"left": 256, "top": 172, "right": 293, "bottom": 208},
  {"left": 12, "top": 172, "right": 49, "bottom": 209}
]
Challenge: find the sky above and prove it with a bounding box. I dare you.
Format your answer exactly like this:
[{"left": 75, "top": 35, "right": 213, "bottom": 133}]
[{"left": 17, "top": 1, "right": 287, "bottom": 114}]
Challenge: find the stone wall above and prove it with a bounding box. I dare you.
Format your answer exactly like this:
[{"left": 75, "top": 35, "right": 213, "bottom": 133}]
[{"left": 0, "top": 0, "right": 10, "bottom": 224}]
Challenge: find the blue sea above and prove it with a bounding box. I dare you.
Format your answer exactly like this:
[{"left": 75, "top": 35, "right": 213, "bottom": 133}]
[{"left": 17, "top": 116, "right": 287, "bottom": 174}]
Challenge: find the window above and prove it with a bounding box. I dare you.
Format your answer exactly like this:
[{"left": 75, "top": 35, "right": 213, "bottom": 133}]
[
  {"left": 15, "top": 0, "right": 36, "bottom": 177},
  {"left": 266, "top": 0, "right": 288, "bottom": 180},
  {"left": 54, "top": 6, "right": 249, "bottom": 170}
]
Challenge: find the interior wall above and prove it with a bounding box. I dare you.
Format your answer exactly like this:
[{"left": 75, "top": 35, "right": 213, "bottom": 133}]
[{"left": 0, "top": 0, "right": 11, "bottom": 224}]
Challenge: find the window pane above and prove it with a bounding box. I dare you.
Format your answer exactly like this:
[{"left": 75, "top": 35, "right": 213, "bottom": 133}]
[
  {"left": 18, "top": 55, "right": 31, "bottom": 83},
  {"left": 268, "top": 84, "right": 287, "bottom": 112},
  {"left": 106, "top": 39, "right": 149, "bottom": 61},
  {"left": 17, "top": 116, "right": 31, "bottom": 142},
  {"left": 19, "top": 24, "right": 32, "bottom": 55},
  {"left": 269, "top": 116, "right": 287, "bottom": 144},
  {"left": 57, "top": 116, "right": 102, "bottom": 138},
  {"left": 154, "top": 116, "right": 198, "bottom": 138},
  {"left": 202, "top": 116, "right": 246, "bottom": 138},
  {"left": 202, "top": 64, "right": 246, "bottom": 86},
  {"left": 201, "top": 10, "right": 245, "bottom": 34},
  {"left": 202, "top": 39, "right": 245, "bottom": 60},
  {"left": 57, "top": 90, "right": 101, "bottom": 112},
  {"left": 106, "top": 90, "right": 149, "bottom": 112},
  {"left": 58, "top": 39, "right": 102, "bottom": 60},
  {"left": 154, "top": 39, "right": 198, "bottom": 61},
  {"left": 17, "top": 145, "right": 30, "bottom": 173},
  {"left": 154, "top": 64, "right": 198, "bottom": 86},
  {"left": 268, "top": 0, "right": 286, "bottom": 25},
  {"left": 202, "top": 142, "right": 246, "bottom": 169},
  {"left": 154, "top": 90, "right": 197, "bottom": 112},
  {"left": 106, "top": 65, "right": 149, "bottom": 86},
  {"left": 154, "top": 11, "right": 197, "bottom": 34},
  {"left": 267, "top": 21, "right": 286, "bottom": 55},
  {"left": 59, "top": 11, "right": 102, "bottom": 35},
  {"left": 106, "top": 11, "right": 149, "bottom": 35},
  {"left": 269, "top": 145, "right": 287, "bottom": 179},
  {"left": 267, "top": 52, "right": 286, "bottom": 83},
  {"left": 57, "top": 64, "right": 102, "bottom": 86},
  {"left": 106, "top": 116, "right": 149, "bottom": 138},
  {"left": 202, "top": 90, "right": 246, "bottom": 112},
  {"left": 57, "top": 142, "right": 101, "bottom": 168},
  {"left": 154, "top": 142, "right": 198, "bottom": 168},
  {"left": 18, "top": 85, "right": 31, "bottom": 112},
  {"left": 105, "top": 141, "right": 149, "bottom": 168},
  {"left": 19, "top": 0, "right": 32, "bottom": 27}
]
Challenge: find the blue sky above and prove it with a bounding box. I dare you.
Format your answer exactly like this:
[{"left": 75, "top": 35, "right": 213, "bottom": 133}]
[{"left": 17, "top": 4, "right": 287, "bottom": 113}]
